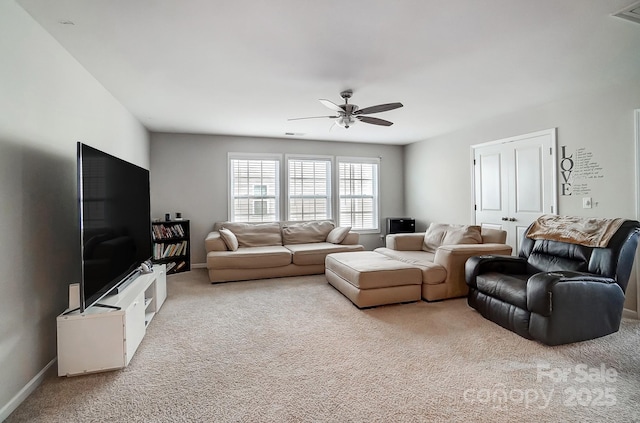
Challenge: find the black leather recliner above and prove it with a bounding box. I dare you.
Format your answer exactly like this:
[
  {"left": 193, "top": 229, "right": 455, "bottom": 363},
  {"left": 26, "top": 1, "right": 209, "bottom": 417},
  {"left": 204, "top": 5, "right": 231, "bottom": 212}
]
[{"left": 465, "top": 219, "right": 640, "bottom": 345}]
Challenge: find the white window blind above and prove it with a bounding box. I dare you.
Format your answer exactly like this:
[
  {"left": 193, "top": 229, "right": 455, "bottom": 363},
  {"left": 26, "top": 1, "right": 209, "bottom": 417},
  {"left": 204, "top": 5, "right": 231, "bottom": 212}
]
[
  {"left": 229, "top": 158, "right": 280, "bottom": 222},
  {"left": 338, "top": 159, "right": 379, "bottom": 231},
  {"left": 287, "top": 158, "right": 332, "bottom": 221}
]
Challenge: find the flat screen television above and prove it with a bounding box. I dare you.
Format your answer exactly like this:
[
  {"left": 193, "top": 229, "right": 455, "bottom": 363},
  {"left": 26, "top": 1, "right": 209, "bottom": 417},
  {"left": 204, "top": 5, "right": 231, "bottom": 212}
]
[{"left": 77, "top": 142, "right": 152, "bottom": 312}]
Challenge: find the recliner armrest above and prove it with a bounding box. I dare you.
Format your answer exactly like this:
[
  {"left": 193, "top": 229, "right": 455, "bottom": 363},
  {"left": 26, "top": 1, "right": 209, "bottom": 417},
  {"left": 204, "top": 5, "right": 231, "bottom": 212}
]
[
  {"left": 527, "top": 271, "right": 617, "bottom": 316},
  {"left": 465, "top": 255, "right": 527, "bottom": 287},
  {"left": 385, "top": 232, "right": 425, "bottom": 251}
]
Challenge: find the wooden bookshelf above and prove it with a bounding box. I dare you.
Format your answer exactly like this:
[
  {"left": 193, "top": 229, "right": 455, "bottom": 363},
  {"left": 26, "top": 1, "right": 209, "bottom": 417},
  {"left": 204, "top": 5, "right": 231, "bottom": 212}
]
[{"left": 151, "top": 220, "right": 190, "bottom": 274}]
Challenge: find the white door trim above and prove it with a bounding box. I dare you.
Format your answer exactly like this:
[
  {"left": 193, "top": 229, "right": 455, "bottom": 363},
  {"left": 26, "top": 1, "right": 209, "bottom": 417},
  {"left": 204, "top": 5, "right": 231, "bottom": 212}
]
[
  {"left": 471, "top": 128, "right": 557, "bottom": 149},
  {"left": 627, "top": 109, "right": 640, "bottom": 319},
  {"left": 635, "top": 109, "right": 640, "bottom": 221}
]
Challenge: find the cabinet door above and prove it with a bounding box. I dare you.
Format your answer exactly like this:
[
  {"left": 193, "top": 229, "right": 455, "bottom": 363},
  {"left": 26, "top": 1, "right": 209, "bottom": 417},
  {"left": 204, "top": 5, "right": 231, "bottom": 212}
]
[
  {"left": 155, "top": 265, "right": 167, "bottom": 309},
  {"left": 124, "top": 292, "right": 146, "bottom": 365},
  {"left": 57, "top": 313, "right": 125, "bottom": 376}
]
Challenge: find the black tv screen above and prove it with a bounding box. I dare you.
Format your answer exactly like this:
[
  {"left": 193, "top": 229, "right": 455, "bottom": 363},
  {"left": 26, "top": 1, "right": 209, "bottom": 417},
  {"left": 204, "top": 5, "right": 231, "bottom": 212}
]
[{"left": 77, "top": 142, "right": 152, "bottom": 312}]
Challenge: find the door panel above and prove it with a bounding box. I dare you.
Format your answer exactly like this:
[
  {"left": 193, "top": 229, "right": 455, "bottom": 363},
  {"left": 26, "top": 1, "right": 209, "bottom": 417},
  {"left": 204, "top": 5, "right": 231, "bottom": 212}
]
[
  {"left": 479, "top": 152, "right": 502, "bottom": 211},
  {"left": 481, "top": 223, "right": 504, "bottom": 231},
  {"left": 475, "top": 146, "right": 508, "bottom": 234},
  {"left": 514, "top": 145, "right": 543, "bottom": 213}
]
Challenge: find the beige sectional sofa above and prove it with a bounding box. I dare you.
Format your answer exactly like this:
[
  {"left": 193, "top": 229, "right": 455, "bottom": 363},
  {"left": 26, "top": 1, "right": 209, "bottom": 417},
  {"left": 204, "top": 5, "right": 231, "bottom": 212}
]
[
  {"left": 374, "top": 224, "right": 512, "bottom": 301},
  {"left": 205, "top": 220, "right": 364, "bottom": 282}
]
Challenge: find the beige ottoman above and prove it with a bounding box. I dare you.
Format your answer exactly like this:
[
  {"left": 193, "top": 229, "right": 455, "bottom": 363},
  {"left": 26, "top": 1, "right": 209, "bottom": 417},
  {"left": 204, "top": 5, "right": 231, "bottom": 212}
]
[{"left": 325, "top": 251, "right": 422, "bottom": 308}]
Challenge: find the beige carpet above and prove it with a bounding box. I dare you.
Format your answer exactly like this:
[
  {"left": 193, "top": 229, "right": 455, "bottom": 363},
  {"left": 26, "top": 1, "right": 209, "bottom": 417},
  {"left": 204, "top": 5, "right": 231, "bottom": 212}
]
[{"left": 7, "top": 269, "right": 640, "bottom": 422}]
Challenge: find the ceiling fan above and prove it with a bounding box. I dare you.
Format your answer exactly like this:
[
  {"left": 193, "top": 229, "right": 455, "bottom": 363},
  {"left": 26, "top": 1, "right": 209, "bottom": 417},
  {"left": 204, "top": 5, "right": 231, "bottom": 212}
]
[{"left": 288, "top": 90, "right": 403, "bottom": 128}]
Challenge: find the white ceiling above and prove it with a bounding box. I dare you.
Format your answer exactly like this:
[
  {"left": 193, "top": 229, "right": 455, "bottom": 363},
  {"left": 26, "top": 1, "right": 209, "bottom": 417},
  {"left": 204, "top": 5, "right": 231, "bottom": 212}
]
[{"left": 16, "top": 0, "right": 640, "bottom": 145}]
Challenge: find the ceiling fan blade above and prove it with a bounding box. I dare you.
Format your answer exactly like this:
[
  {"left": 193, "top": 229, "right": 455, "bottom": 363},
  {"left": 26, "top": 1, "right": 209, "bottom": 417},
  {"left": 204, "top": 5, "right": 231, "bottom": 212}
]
[
  {"left": 319, "top": 99, "right": 345, "bottom": 113},
  {"left": 356, "top": 116, "right": 394, "bottom": 126},
  {"left": 288, "top": 115, "right": 338, "bottom": 121},
  {"left": 354, "top": 102, "right": 403, "bottom": 115}
]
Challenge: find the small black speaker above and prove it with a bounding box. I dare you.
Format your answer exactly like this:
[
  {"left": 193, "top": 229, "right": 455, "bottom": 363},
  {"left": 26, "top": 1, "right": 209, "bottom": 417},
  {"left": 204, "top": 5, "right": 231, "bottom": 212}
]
[{"left": 387, "top": 218, "right": 415, "bottom": 234}]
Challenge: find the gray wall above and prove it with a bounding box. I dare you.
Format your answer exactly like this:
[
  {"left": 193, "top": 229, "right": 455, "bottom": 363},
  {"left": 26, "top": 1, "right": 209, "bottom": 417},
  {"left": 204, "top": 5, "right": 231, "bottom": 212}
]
[
  {"left": 404, "top": 80, "right": 640, "bottom": 312},
  {"left": 0, "top": 1, "right": 149, "bottom": 418},
  {"left": 149, "top": 133, "right": 405, "bottom": 262}
]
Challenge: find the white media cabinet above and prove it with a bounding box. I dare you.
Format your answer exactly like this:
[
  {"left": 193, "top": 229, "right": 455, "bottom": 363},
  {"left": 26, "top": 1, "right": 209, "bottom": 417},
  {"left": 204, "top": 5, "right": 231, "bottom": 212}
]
[{"left": 56, "top": 264, "right": 166, "bottom": 376}]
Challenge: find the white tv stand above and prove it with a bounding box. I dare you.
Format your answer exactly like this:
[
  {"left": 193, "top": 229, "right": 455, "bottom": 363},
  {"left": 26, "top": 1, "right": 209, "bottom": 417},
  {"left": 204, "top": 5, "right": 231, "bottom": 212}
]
[{"left": 56, "top": 264, "right": 166, "bottom": 376}]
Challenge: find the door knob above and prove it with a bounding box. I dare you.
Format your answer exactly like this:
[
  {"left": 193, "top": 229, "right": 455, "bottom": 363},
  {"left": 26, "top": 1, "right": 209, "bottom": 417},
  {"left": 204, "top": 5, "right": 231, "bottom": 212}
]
[
  {"left": 508, "top": 217, "right": 516, "bottom": 222},
  {"left": 501, "top": 217, "right": 508, "bottom": 221}
]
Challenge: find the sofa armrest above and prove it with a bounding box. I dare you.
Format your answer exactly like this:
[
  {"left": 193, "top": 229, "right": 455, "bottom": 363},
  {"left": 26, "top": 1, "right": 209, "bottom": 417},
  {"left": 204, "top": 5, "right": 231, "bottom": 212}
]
[
  {"left": 434, "top": 243, "right": 512, "bottom": 288},
  {"left": 527, "top": 271, "right": 618, "bottom": 316},
  {"left": 385, "top": 232, "right": 425, "bottom": 251},
  {"left": 205, "top": 231, "right": 228, "bottom": 253}
]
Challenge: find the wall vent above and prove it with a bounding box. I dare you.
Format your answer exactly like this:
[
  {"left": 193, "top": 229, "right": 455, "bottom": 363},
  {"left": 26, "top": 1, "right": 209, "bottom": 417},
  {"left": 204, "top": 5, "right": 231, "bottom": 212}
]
[{"left": 613, "top": 1, "right": 640, "bottom": 25}]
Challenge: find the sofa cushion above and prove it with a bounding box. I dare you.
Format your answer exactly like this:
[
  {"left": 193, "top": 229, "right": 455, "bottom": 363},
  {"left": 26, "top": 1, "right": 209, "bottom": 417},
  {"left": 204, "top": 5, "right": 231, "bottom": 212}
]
[
  {"left": 375, "top": 247, "right": 435, "bottom": 265},
  {"left": 282, "top": 220, "right": 335, "bottom": 244},
  {"left": 221, "top": 222, "right": 282, "bottom": 247},
  {"left": 423, "top": 223, "right": 482, "bottom": 252},
  {"left": 207, "top": 245, "right": 291, "bottom": 269},
  {"left": 374, "top": 248, "right": 446, "bottom": 285},
  {"left": 286, "top": 242, "right": 365, "bottom": 265},
  {"left": 481, "top": 227, "right": 507, "bottom": 244},
  {"left": 219, "top": 228, "right": 239, "bottom": 251},
  {"left": 326, "top": 226, "right": 351, "bottom": 244}
]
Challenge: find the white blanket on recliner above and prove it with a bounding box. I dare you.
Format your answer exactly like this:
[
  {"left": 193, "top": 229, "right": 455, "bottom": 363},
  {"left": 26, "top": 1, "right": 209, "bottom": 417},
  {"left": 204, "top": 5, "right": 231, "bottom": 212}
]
[{"left": 526, "top": 215, "right": 625, "bottom": 248}]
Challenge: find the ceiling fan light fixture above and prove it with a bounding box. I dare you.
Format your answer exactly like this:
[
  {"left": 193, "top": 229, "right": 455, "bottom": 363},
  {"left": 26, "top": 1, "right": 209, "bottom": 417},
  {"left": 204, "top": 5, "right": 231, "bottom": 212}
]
[{"left": 336, "top": 116, "right": 356, "bottom": 128}]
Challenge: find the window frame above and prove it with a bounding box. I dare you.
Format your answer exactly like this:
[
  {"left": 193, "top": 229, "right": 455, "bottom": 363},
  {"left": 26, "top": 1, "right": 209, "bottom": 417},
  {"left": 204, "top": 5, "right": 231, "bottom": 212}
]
[
  {"left": 228, "top": 153, "right": 282, "bottom": 223},
  {"left": 336, "top": 156, "right": 381, "bottom": 233},
  {"left": 285, "top": 154, "right": 334, "bottom": 222}
]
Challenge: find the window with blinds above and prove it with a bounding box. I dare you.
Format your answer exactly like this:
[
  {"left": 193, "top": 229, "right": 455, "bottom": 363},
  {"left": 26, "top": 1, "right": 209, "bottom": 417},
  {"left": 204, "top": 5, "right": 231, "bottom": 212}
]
[
  {"left": 338, "top": 159, "right": 379, "bottom": 231},
  {"left": 287, "top": 158, "right": 332, "bottom": 221},
  {"left": 229, "top": 158, "right": 280, "bottom": 222}
]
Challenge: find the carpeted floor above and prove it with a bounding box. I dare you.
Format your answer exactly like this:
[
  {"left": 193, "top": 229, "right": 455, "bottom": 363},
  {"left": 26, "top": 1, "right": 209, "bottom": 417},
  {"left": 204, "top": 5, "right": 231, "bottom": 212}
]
[{"left": 7, "top": 269, "right": 640, "bottom": 422}]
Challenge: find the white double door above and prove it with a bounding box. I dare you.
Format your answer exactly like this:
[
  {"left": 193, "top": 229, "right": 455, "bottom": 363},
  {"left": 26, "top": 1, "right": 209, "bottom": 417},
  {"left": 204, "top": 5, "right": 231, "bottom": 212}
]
[{"left": 473, "top": 129, "right": 558, "bottom": 254}]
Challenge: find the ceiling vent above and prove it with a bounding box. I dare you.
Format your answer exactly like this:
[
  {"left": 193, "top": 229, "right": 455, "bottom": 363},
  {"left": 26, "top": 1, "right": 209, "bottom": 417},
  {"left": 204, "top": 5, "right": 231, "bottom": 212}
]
[{"left": 613, "top": 1, "right": 640, "bottom": 24}]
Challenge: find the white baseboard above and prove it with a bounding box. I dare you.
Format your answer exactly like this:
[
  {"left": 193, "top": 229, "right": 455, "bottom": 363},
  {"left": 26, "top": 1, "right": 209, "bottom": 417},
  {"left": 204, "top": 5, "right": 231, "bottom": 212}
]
[
  {"left": 191, "top": 263, "right": 207, "bottom": 269},
  {"left": 622, "top": 307, "right": 639, "bottom": 320},
  {"left": 0, "top": 358, "right": 56, "bottom": 422}
]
